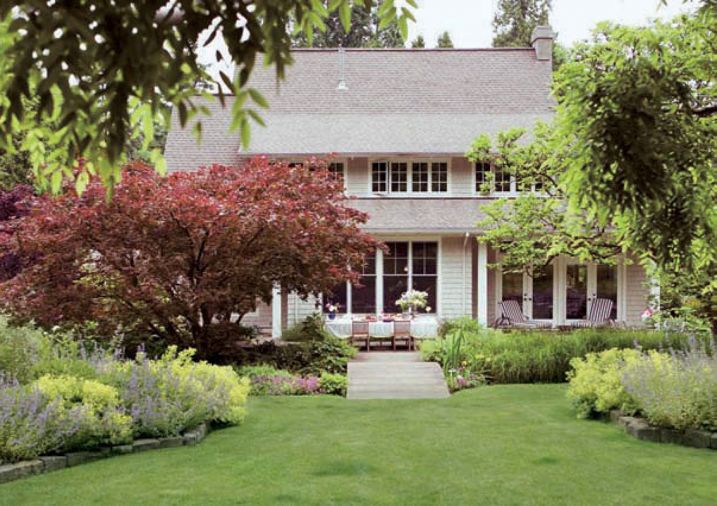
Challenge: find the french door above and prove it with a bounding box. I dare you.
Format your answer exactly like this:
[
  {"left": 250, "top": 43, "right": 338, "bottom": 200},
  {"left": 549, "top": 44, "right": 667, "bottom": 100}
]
[
  {"left": 564, "top": 260, "right": 618, "bottom": 322},
  {"left": 499, "top": 264, "right": 554, "bottom": 322},
  {"left": 499, "top": 259, "right": 619, "bottom": 325}
]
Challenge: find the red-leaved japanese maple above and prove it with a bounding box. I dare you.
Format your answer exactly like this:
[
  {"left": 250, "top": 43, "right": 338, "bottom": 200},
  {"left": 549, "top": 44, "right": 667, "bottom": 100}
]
[{"left": 1, "top": 159, "right": 378, "bottom": 358}]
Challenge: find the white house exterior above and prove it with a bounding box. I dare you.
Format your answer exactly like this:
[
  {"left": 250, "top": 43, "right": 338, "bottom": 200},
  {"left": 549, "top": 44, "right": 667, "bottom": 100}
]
[{"left": 164, "top": 27, "right": 651, "bottom": 336}]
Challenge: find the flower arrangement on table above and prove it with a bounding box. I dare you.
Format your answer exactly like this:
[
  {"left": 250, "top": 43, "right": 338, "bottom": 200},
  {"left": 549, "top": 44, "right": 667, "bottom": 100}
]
[
  {"left": 395, "top": 289, "right": 429, "bottom": 316},
  {"left": 325, "top": 303, "right": 340, "bottom": 320}
]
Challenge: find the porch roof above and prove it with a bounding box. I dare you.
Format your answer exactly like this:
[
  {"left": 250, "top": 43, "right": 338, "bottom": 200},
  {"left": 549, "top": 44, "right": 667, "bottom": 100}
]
[{"left": 348, "top": 198, "right": 489, "bottom": 234}]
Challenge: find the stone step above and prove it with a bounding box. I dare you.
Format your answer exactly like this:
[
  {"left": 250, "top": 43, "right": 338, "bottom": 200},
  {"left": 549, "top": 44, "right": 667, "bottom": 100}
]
[{"left": 347, "top": 356, "right": 449, "bottom": 400}]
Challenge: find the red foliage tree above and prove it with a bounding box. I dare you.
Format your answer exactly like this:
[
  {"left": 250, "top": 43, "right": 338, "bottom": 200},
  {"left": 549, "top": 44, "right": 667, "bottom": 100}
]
[
  {"left": 0, "top": 184, "right": 34, "bottom": 281},
  {"left": 1, "top": 159, "right": 378, "bottom": 358}
]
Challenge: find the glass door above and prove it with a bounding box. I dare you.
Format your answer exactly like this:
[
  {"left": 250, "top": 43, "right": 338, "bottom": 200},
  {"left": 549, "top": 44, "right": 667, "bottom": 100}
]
[
  {"left": 594, "top": 264, "right": 618, "bottom": 320},
  {"left": 565, "top": 262, "right": 588, "bottom": 321},
  {"left": 531, "top": 264, "right": 554, "bottom": 321}
]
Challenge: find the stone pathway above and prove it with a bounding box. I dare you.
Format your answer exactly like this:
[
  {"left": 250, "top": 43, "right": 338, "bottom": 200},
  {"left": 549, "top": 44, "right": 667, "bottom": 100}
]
[{"left": 347, "top": 352, "right": 450, "bottom": 400}]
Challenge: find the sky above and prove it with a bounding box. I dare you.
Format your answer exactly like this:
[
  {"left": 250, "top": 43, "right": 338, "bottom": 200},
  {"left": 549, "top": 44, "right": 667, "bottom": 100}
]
[
  {"left": 198, "top": 0, "right": 697, "bottom": 81},
  {"left": 409, "top": 0, "right": 695, "bottom": 47}
]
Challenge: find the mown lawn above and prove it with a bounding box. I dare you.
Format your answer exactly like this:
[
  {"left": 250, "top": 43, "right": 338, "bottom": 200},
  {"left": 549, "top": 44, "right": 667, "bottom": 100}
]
[{"left": 2, "top": 384, "right": 715, "bottom": 505}]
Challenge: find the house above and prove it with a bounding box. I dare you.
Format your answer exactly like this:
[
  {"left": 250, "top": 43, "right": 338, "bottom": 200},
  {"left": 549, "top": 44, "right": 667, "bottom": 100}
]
[{"left": 164, "top": 26, "right": 652, "bottom": 337}]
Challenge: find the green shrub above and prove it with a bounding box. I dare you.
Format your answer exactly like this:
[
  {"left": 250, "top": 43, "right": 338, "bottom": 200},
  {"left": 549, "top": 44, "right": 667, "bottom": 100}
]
[
  {"left": 566, "top": 349, "right": 643, "bottom": 418},
  {"left": 318, "top": 372, "right": 348, "bottom": 396},
  {"left": 231, "top": 337, "right": 356, "bottom": 376},
  {"left": 0, "top": 316, "right": 42, "bottom": 383},
  {"left": 105, "top": 347, "right": 250, "bottom": 437},
  {"left": 34, "top": 374, "right": 133, "bottom": 449},
  {"left": 421, "top": 322, "right": 696, "bottom": 384},
  {"left": 622, "top": 342, "right": 717, "bottom": 431},
  {"left": 438, "top": 316, "right": 483, "bottom": 338},
  {"left": 281, "top": 313, "right": 331, "bottom": 342}
]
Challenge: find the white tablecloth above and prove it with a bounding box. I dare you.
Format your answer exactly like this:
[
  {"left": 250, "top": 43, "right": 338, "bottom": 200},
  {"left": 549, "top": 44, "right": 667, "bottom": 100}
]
[{"left": 324, "top": 318, "right": 438, "bottom": 339}]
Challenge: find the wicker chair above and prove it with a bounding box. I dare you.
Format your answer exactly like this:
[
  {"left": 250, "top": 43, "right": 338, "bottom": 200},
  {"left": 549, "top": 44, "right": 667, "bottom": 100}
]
[
  {"left": 393, "top": 320, "right": 412, "bottom": 350},
  {"left": 351, "top": 321, "right": 370, "bottom": 351}
]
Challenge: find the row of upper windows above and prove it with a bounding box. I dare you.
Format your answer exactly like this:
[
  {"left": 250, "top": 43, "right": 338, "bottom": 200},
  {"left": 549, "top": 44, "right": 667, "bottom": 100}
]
[{"left": 285, "top": 160, "right": 541, "bottom": 195}]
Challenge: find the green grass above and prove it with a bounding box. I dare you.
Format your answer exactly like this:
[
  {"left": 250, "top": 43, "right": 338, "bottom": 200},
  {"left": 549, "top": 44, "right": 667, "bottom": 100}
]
[{"left": 2, "top": 385, "right": 715, "bottom": 505}]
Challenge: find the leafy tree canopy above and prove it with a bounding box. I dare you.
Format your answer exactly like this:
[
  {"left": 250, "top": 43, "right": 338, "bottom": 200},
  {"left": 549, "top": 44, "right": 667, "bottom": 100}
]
[
  {"left": 0, "top": 1, "right": 416, "bottom": 194},
  {"left": 492, "top": 0, "right": 551, "bottom": 47},
  {"left": 466, "top": 125, "right": 621, "bottom": 275},
  {"left": 292, "top": 1, "right": 402, "bottom": 48},
  {"left": 0, "top": 159, "right": 379, "bottom": 358},
  {"left": 553, "top": 10, "right": 716, "bottom": 275}
]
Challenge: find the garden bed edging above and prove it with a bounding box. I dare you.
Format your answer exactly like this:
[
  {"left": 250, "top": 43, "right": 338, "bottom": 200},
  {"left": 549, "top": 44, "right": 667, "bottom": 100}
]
[
  {"left": 610, "top": 410, "right": 716, "bottom": 450},
  {"left": 0, "top": 422, "right": 211, "bottom": 485}
]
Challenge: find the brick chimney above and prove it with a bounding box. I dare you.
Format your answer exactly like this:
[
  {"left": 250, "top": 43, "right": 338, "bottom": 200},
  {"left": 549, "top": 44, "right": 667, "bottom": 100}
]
[{"left": 531, "top": 26, "right": 556, "bottom": 61}]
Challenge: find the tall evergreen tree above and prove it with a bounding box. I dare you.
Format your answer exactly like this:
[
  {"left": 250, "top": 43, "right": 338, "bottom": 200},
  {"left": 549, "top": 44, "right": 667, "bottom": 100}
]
[
  {"left": 492, "top": 0, "right": 552, "bottom": 47},
  {"left": 411, "top": 35, "right": 426, "bottom": 48},
  {"left": 437, "top": 31, "right": 454, "bottom": 48}
]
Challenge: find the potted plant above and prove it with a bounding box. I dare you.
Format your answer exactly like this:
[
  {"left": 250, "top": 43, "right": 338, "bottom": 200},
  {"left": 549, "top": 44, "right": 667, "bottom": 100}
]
[{"left": 395, "top": 289, "right": 428, "bottom": 318}]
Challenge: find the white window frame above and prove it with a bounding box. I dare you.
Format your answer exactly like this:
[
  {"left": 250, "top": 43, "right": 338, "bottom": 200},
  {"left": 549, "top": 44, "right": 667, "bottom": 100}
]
[
  {"left": 472, "top": 161, "right": 543, "bottom": 197},
  {"left": 368, "top": 157, "right": 452, "bottom": 196},
  {"left": 282, "top": 157, "right": 348, "bottom": 192}
]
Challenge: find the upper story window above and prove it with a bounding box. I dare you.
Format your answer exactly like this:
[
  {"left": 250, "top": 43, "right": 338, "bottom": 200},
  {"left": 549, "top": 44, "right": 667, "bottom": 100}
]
[
  {"left": 475, "top": 161, "right": 541, "bottom": 195},
  {"left": 372, "top": 159, "right": 448, "bottom": 194}
]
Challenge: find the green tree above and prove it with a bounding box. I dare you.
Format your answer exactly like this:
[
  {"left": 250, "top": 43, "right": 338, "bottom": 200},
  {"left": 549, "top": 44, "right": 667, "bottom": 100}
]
[
  {"left": 0, "top": 1, "right": 416, "bottom": 194},
  {"left": 411, "top": 35, "right": 426, "bottom": 48},
  {"left": 292, "top": 2, "right": 402, "bottom": 48},
  {"left": 553, "top": 11, "right": 716, "bottom": 277},
  {"left": 437, "top": 31, "right": 454, "bottom": 48},
  {"left": 466, "top": 125, "right": 621, "bottom": 275},
  {"left": 492, "top": 0, "right": 551, "bottom": 47}
]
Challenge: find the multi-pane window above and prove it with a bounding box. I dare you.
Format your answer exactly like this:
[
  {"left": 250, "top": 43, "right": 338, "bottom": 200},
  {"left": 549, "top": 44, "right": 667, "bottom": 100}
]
[
  {"left": 493, "top": 166, "right": 511, "bottom": 192},
  {"left": 323, "top": 282, "right": 348, "bottom": 314},
  {"left": 372, "top": 160, "right": 448, "bottom": 194},
  {"left": 352, "top": 252, "right": 376, "bottom": 314},
  {"left": 328, "top": 162, "right": 344, "bottom": 183},
  {"left": 411, "top": 242, "right": 438, "bottom": 311},
  {"left": 390, "top": 162, "right": 408, "bottom": 192},
  {"left": 372, "top": 161, "right": 388, "bottom": 192},
  {"left": 475, "top": 162, "right": 491, "bottom": 192},
  {"left": 383, "top": 242, "right": 410, "bottom": 311},
  {"left": 431, "top": 162, "right": 448, "bottom": 192},
  {"left": 412, "top": 162, "right": 429, "bottom": 192}
]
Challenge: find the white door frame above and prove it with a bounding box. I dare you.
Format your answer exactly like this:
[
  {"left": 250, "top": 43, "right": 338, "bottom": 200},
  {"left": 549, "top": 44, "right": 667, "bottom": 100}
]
[{"left": 495, "top": 254, "right": 625, "bottom": 326}]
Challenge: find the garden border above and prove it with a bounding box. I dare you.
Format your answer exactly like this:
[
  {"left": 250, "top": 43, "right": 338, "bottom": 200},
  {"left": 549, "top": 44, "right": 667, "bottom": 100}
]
[
  {"left": 0, "top": 422, "right": 212, "bottom": 485},
  {"left": 609, "top": 410, "right": 716, "bottom": 450}
]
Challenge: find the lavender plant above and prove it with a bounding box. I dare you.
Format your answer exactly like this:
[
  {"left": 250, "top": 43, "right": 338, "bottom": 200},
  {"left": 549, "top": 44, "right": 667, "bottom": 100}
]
[{"left": 622, "top": 340, "right": 717, "bottom": 431}]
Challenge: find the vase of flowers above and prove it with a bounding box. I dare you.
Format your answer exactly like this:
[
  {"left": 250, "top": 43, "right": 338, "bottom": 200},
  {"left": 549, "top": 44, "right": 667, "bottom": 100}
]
[
  {"left": 395, "top": 289, "right": 428, "bottom": 318},
  {"left": 325, "top": 303, "right": 340, "bottom": 320}
]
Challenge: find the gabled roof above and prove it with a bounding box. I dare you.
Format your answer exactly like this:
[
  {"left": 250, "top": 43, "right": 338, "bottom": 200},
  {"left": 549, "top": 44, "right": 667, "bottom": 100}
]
[{"left": 165, "top": 48, "right": 555, "bottom": 171}]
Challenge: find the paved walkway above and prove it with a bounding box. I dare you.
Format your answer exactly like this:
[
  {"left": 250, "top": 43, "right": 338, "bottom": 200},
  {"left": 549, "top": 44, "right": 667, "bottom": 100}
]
[{"left": 347, "top": 352, "right": 450, "bottom": 400}]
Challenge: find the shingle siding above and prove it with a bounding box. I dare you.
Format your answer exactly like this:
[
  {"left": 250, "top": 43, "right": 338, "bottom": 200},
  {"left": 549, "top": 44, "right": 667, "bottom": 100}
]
[
  {"left": 625, "top": 263, "right": 649, "bottom": 325},
  {"left": 346, "top": 157, "right": 369, "bottom": 196},
  {"left": 451, "top": 157, "right": 473, "bottom": 196},
  {"left": 440, "top": 237, "right": 472, "bottom": 319}
]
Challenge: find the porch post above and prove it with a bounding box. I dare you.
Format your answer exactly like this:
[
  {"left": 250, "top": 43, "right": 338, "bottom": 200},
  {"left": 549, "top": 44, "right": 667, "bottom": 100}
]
[
  {"left": 271, "top": 283, "right": 282, "bottom": 339},
  {"left": 477, "top": 241, "right": 488, "bottom": 326}
]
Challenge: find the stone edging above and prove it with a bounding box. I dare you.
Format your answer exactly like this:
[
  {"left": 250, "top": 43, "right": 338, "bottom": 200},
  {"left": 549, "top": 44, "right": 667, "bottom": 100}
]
[
  {"left": 609, "top": 410, "right": 716, "bottom": 450},
  {"left": 0, "top": 422, "right": 211, "bottom": 485}
]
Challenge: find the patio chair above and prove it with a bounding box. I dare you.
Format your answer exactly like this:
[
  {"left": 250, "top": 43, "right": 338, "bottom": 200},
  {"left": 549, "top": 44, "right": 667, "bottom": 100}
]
[
  {"left": 351, "top": 321, "right": 370, "bottom": 351},
  {"left": 571, "top": 298, "right": 614, "bottom": 328},
  {"left": 393, "top": 320, "right": 412, "bottom": 351},
  {"left": 498, "top": 300, "right": 552, "bottom": 329}
]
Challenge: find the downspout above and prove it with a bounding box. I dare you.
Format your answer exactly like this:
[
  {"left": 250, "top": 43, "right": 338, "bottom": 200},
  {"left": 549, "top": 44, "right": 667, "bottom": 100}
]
[{"left": 463, "top": 232, "right": 470, "bottom": 316}]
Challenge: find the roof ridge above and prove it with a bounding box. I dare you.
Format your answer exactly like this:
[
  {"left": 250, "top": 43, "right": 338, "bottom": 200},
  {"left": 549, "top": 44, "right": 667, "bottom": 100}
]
[{"left": 289, "top": 47, "right": 535, "bottom": 52}]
